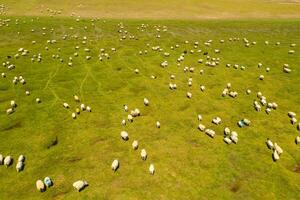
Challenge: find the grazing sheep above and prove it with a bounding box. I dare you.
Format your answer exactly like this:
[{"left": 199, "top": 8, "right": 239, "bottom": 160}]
[
  {"left": 25, "top": 91, "right": 30, "bottom": 95},
  {"left": 111, "top": 159, "right": 119, "bottom": 171},
  {"left": 121, "top": 119, "right": 126, "bottom": 126},
  {"left": 132, "top": 140, "right": 138, "bottom": 150},
  {"left": 274, "top": 143, "right": 283, "bottom": 155},
  {"left": 198, "top": 124, "right": 206, "bottom": 132},
  {"left": 63, "top": 103, "right": 69, "bottom": 108},
  {"left": 128, "top": 114, "right": 133, "bottom": 122},
  {"left": 36, "top": 98, "right": 41, "bottom": 103},
  {"left": 224, "top": 137, "right": 232, "bottom": 144},
  {"left": 149, "top": 164, "right": 155, "bottom": 175},
  {"left": 86, "top": 106, "right": 91, "bottom": 112},
  {"left": 297, "top": 123, "right": 300, "bottom": 131},
  {"left": 18, "top": 155, "right": 25, "bottom": 162},
  {"left": 74, "top": 95, "right": 80, "bottom": 102},
  {"left": 124, "top": 105, "right": 128, "bottom": 112},
  {"left": 156, "top": 121, "right": 161, "bottom": 128},
  {"left": 291, "top": 117, "right": 297, "bottom": 125},
  {"left": 134, "top": 69, "right": 139, "bottom": 74},
  {"left": 80, "top": 104, "right": 86, "bottom": 111},
  {"left": 73, "top": 180, "right": 88, "bottom": 191},
  {"left": 131, "top": 108, "right": 140, "bottom": 117},
  {"left": 120, "top": 131, "right": 129, "bottom": 141},
  {"left": 4, "top": 156, "right": 12, "bottom": 167},
  {"left": 11, "top": 100, "right": 16, "bottom": 108},
  {"left": 265, "top": 108, "right": 271, "bottom": 114},
  {"left": 200, "top": 85, "right": 205, "bottom": 92},
  {"left": 288, "top": 112, "right": 296, "bottom": 118},
  {"left": 16, "top": 161, "right": 24, "bottom": 172},
  {"left": 224, "top": 127, "right": 230, "bottom": 136},
  {"left": 205, "top": 129, "right": 215, "bottom": 138},
  {"left": 295, "top": 136, "right": 300, "bottom": 144},
  {"left": 230, "top": 132, "right": 238, "bottom": 144},
  {"left": 141, "top": 149, "right": 147, "bottom": 160},
  {"left": 212, "top": 117, "right": 221, "bottom": 125},
  {"left": 273, "top": 150, "right": 280, "bottom": 161},
  {"left": 144, "top": 98, "right": 149, "bottom": 106},
  {"left": 186, "top": 92, "right": 192, "bottom": 99},
  {"left": 6, "top": 108, "right": 14, "bottom": 115},
  {"left": 259, "top": 75, "right": 264, "bottom": 80},
  {"left": 266, "top": 138, "right": 274, "bottom": 149},
  {"left": 246, "top": 89, "right": 251, "bottom": 95},
  {"left": 197, "top": 115, "right": 202, "bottom": 121},
  {"left": 44, "top": 177, "right": 53, "bottom": 187},
  {"left": 72, "top": 112, "right": 76, "bottom": 119},
  {"left": 36, "top": 180, "right": 46, "bottom": 192}
]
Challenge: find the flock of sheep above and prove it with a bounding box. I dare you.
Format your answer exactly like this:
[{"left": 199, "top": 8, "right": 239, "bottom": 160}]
[{"left": 0, "top": 12, "right": 299, "bottom": 195}]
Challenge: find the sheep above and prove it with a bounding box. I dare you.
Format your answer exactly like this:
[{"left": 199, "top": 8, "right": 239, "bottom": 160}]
[
  {"left": 131, "top": 108, "right": 140, "bottom": 117},
  {"left": 274, "top": 143, "right": 283, "bottom": 155},
  {"left": 156, "top": 121, "right": 161, "bottom": 128},
  {"left": 4, "top": 156, "right": 12, "bottom": 167},
  {"left": 297, "top": 123, "right": 300, "bottom": 131},
  {"left": 144, "top": 98, "right": 149, "bottom": 106},
  {"left": 63, "top": 103, "right": 69, "bottom": 108},
  {"left": 134, "top": 69, "right": 139, "bottom": 74},
  {"left": 74, "top": 95, "right": 80, "bottom": 102},
  {"left": 25, "top": 91, "right": 30, "bottom": 95},
  {"left": 200, "top": 85, "right": 205, "bottom": 92},
  {"left": 186, "top": 92, "right": 192, "bottom": 99},
  {"left": 18, "top": 155, "right": 25, "bottom": 162},
  {"left": 229, "top": 91, "right": 238, "bottom": 98},
  {"left": 246, "top": 89, "right": 251, "bottom": 95},
  {"left": 266, "top": 138, "right": 274, "bottom": 149},
  {"left": 16, "top": 161, "right": 24, "bottom": 172},
  {"left": 73, "top": 180, "right": 88, "bottom": 191},
  {"left": 141, "top": 149, "right": 147, "bottom": 160},
  {"left": 205, "top": 129, "right": 215, "bottom": 138},
  {"left": 259, "top": 75, "right": 264, "bottom": 80},
  {"left": 212, "top": 117, "right": 221, "bottom": 125},
  {"left": 6, "top": 108, "right": 14, "bottom": 115},
  {"left": 198, "top": 114, "right": 202, "bottom": 121},
  {"left": 86, "top": 106, "right": 91, "bottom": 112},
  {"left": 131, "top": 140, "right": 139, "bottom": 150},
  {"left": 80, "top": 104, "right": 86, "bottom": 111},
  {"left": 295, "top": 136, "right": 300, "bottom": 144},
  {"left": 198, "top": 124, "right": 206, "bottom": 132},
  {"left": 273, "top": 150, "right": 280, "bottom": 161},
  {"left": 288, "top": 112, "right": 296, "bottom": 118},
  {"left": 121, "top": 119, "right": 126, "bottom": 126},
  {"left": 291, "top": 118, "right": 297, "bottom": 125},
  {"left": 44, "top": 177, "right": 53, "bottom": 188},
  {"left": 10, "top": 100, "right": 16, "bottom": 108},
  {"left": 128, "top": 114, "right": 133, "bottom": 122},
  {"left": 36, "top": 180, "right": 46, "bottom": 192},
  {"left": 0, "top": 154, "right": 3, "bottom": 165},
  {"left": 149, "top": 164, "right": 155, "bottom": 175},
  {"left": 111, "top": 159, "right": 119, "bottom": 171},
  {"left": 230, "top": 132, "right": 238, "bottom": 144},
  {"left": 1, "top": 72, "right": 6, "bottom": 78},
  {"left": 224, "top": 137, "right": 232, "bottom": 144},
  {"left": 224, "top": 127, "right": 230, "bottom": 136},
  {"left": 36, "top": 98, "right": 41, "bottom": 103},
  {"left": 72, "top": 112, "right": 76, "bottom": 119},
  {"left": 120, "top": 131, "right": 129, "bottom": 141},
  {"left": 76, "top": 108, "right": 80, "bottom": 114},
  {"left": 124, "top": 105, "right": 128, "bottom": 112}
]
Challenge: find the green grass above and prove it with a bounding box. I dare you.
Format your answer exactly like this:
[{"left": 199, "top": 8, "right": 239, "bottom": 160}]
[
  {"left": 0, "top": 16, "right": 300, "bottom": 199},
  {"left": 2, "top": 0, "right": 300, "bottom": 19}
]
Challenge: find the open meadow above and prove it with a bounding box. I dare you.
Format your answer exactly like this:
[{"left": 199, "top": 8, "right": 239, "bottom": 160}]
[{"left": 0, "top": 1, "right": 300, "bottom": 200}]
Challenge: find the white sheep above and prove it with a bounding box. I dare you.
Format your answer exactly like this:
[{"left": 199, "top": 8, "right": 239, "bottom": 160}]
[
  {"left": 186, "top": 92, "right": 192, "bottom": 99},
  {"left": 230, "top": 132, "right": 238, "bottom": 144},
  {"left": 259, "top": 75, "right": 264, "bottom": 80},
  {"left": 144, "top": 98, "right": 149, "bottom": 106},
  {"left": 128, "top": 114, "right": 133, "bottom": 122},
  {"left": 111, "top": 159, "right": 119, "bottom": 171},
  {"left": 141, "top": 149, "right": 147, "bottom": 160},
  {"left": 0, "top": 154, "right": 3, "bottom": 165},
  {"left": 63, "top": 103, "right": 69, "bottom": 108},
  {"left": 205, "top": 129, "right": 215, "bottom": 138},
  {"left": 288, "top": 112, "right": 296, "bottom": 118},
  {"left": 198, "top": 114, "right": 202, "bottom": 121},
  {"left": 16, "top": 161, "right": 24, "bottom": 172},
  {"left": 73, "top": 180, "right": 88, "bottom": 191},
  {"left": 200, "top": 85, "right": 205, "bottom": 92},
  {"left": 74, "top": 95, "right": 80, "bottom": 102},
  {"left": 274, "top": 143, "right": 283, "bottom": 155},
  {"left": 86, "top": 106, "right": 91, "bottom": 112},
  {"left": 149, "top": 164, "right": 155, "bottom": 175},
  {"left": 198, "top": 124, "right": 205, "bottom": 132},
  {"left": 297, "top": 123, "right": 300, "bottom": 131},
  {"left": 295, "top": 136, "right": 300, "bottom": 144},
  {"left": 25, "top": 91, "right": 30, "bottom": 95},
  {"left": 121, "top": 119, "right": 126, "bottom": 126},
  {"left": 266, "top": 138, "right": 274, "bottom": 149},
  {"left": 224, "top": 127, "right": 230, "bottom": 136},
  {"left": 224, "top": 137, "right": 232, "bottom": 144},
  {"left": 156, "top": 121, "right": 160, "bottom": 128},
  {"left": 212, "top": 117, "right": 221, "bottom": 125},
  {"left": 273, "top": 150, "right": 280, "bottom": 161},
  {"left": 80, "top": 104, "right": 86, "bottom": 111},
  {"left": 4, "top": 156, "right": 12, "bottom": 167},
  {"left": 6, "top": 108, "right": 14, "bottom": 115},
  {"left": 36, "top": 180, "right": 46, "bottom": 192},
  {"left": 291, "top": 118, "right": 297, "bottom": 125},
  {"left": 72, "top": 112, "right": 76, "bottom": 119},
  {"left": 10, "top": 100, "right": 16, "bottom": 108},
  {"left": 36, "top": 98, "right": 41, "bottom": 103},
  {"left": 120, "top": 131, "right": 129, "bottom": 141},
  {"left": 132, "top": 140, "right": 138, "bottom": 150},
  {"left": 124, "top": 105, "right": 128, "bottom": 112},
  {"left": 18, "top": 155, "right": 25, "bottom": 162},
  {"left": 246, "top": 89, "right": 251, "bottom": 95}
]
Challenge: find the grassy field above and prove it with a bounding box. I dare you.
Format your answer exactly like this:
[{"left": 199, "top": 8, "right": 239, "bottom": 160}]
[
  {"left": 0, "top": 1, "right": 300, "bottom": 199},
  {"left": 2, "top": 0, "right": 300, "bottom": 19}
]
